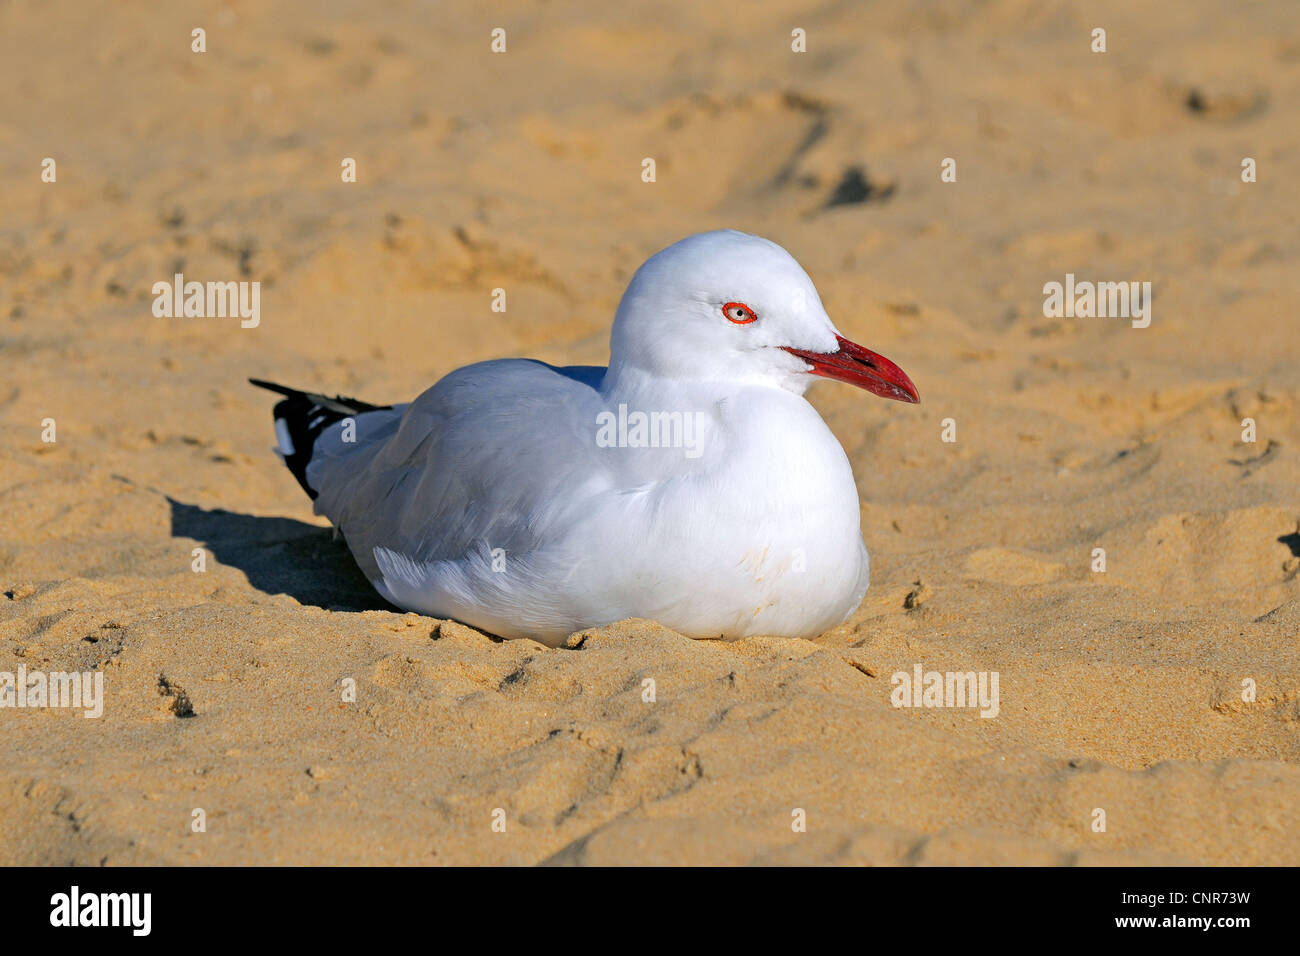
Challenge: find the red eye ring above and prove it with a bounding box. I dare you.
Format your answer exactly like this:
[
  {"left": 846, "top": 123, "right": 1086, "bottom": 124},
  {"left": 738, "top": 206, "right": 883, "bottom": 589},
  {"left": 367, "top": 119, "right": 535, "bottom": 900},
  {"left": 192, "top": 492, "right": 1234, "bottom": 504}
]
[{"left": 722, "top": 301, "right": 757, "bottom": 324}]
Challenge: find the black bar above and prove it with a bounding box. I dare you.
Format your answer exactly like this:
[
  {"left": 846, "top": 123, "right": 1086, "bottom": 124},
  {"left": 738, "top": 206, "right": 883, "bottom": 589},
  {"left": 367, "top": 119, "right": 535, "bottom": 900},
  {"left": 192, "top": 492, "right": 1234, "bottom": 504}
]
[{"left": 4, "top": 866, "right": 1283, "bottom": 942}]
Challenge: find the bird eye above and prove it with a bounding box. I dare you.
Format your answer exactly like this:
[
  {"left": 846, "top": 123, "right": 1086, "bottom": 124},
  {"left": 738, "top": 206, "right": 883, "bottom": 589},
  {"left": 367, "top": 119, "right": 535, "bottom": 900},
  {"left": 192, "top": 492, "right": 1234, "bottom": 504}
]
[{"left": 722, "top": 301, "right": 757, "bottom": 325}]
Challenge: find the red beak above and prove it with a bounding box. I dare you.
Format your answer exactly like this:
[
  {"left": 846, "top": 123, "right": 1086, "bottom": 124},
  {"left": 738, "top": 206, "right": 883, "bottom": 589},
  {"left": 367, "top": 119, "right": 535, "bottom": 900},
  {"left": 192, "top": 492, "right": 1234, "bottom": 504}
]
[{"left": 783, "top": 334, "right": 920, "bottom": 403}]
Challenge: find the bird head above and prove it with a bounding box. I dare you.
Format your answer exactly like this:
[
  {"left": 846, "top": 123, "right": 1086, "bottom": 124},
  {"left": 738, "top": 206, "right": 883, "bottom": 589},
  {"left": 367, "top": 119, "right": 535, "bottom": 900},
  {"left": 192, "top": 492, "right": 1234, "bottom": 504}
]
[{"left": 608, "top": 230, "right": 919, "bottom": 403}]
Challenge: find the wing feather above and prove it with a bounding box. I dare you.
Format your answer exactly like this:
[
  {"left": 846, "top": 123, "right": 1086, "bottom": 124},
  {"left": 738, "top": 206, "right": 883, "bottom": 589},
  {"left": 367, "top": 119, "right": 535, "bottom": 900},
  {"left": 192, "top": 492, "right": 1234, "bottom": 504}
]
[{"left": 308, "top": 360, "right": 609, "bottom": 582}]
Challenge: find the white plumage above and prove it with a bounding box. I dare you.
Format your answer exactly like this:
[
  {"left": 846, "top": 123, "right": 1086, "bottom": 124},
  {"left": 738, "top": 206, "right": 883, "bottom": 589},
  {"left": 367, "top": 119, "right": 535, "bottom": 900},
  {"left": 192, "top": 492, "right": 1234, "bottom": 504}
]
[{"left": 273, "top": 230, "right": 919, "bottom": 645}]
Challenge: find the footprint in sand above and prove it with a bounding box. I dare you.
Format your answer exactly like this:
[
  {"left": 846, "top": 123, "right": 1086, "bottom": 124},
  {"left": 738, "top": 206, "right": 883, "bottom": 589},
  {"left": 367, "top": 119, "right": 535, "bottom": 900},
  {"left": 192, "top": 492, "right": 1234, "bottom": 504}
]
[{"left": 963, "top": 547, "right": 1064, "bottom": 586}]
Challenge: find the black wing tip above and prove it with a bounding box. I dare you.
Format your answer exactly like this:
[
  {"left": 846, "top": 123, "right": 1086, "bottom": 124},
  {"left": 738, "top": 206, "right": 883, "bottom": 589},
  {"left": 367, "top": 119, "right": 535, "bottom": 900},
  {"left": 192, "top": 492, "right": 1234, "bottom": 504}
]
[
  {"left": 249, "top": 377, "right": 392, "bottom": 414},
  {"left": 249, "top": 378, "right": 395, "bottom": 502}
]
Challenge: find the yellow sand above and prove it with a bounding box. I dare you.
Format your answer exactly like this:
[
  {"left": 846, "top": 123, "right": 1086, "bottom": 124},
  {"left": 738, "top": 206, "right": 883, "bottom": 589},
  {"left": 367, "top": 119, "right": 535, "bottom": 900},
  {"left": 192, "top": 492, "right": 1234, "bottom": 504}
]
[{"left": 1, "top": 1, "right": 1297, "bottom": 865}]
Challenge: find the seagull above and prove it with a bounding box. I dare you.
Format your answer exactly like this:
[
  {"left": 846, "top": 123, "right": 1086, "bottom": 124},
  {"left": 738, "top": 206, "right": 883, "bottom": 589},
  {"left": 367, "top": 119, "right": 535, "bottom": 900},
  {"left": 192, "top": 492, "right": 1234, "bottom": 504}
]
[{"left": 250, "top": 230, "right": 918, "bottom": 645}]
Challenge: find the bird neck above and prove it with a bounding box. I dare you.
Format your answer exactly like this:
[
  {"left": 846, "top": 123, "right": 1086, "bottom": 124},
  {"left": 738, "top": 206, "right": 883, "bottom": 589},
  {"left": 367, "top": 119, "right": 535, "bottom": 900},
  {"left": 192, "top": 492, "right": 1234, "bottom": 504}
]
[{"left": 601, "top": 360, "right": 794, "bottom": 406}]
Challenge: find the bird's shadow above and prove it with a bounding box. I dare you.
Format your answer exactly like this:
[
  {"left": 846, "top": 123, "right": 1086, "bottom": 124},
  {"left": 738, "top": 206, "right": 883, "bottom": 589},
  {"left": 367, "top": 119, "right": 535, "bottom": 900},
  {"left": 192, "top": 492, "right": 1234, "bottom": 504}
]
[
  {"left": 168, "top": 498, "right": 394, "bottom": 612},
  {"left": 1280, "top": 530, "right": 1300, "bottom": 559}
]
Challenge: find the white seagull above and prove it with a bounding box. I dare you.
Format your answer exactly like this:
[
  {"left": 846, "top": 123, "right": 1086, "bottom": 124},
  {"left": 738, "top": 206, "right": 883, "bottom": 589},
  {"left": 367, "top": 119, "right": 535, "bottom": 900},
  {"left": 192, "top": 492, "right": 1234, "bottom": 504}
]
[{"left": 251, "top": 230, "right": 919, "bottom": 645}]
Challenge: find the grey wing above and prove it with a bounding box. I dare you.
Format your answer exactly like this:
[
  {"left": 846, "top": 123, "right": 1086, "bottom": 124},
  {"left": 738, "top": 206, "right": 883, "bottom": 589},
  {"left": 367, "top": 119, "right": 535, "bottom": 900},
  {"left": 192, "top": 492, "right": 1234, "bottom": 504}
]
[{"left": 307, "top": 359, "right": 609, "bottom": 582}]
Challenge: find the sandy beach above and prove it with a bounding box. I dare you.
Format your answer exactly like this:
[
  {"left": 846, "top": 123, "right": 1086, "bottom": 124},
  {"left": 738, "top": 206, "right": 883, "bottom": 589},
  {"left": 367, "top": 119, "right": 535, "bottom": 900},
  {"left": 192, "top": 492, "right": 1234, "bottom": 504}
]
[{"left": 1, "top": 0, "right": 1298, "bottom": 864}]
